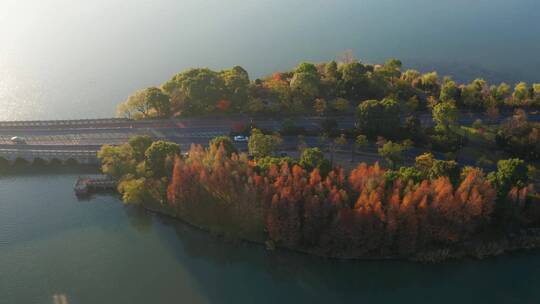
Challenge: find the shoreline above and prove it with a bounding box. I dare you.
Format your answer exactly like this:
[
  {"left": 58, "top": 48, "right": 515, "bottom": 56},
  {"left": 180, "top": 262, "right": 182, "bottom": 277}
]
[
  {"left": 11, "top": 165, "right": 535, "bottom": 264},
  {"left": 138, "top": 200, "right": 540, "bottom": 263}
]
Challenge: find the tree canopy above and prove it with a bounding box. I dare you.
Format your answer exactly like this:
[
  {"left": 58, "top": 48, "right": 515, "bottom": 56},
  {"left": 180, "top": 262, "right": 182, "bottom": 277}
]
[
  {"left": 356, "top": 98, "right": 401, "bottom": 138},
  {"left": 248, "top": 129, "right": 282, "bottom": 158},
  {"left": 144, "top": 141, "right": 181, "bottom": 177}
]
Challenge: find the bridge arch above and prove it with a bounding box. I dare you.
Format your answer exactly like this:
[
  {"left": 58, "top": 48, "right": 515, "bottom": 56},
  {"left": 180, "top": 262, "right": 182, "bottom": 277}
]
[
  {"left": 14, "top": 157, "right": 30, "bottom": 166},
  {"left": 0, "top": 149, "right": 98, "bottom": 166},
  {"left": 49, "top": 158, "right": 63, "bottom": 166},
  {"left": 32, "top": 157, "right": 48, "bottom": 166},
  {"left": 65, "top": 158, "right": 79, "bottom": 166}
]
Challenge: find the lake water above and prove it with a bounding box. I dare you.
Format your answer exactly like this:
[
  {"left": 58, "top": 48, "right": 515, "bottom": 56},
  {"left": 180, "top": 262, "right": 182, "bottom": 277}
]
[
  {"left": 1, "top": 174, "right": 540, "bottom": 303},
  {"left": 0, "top": 0, "right": 539, "bottom": 120},
  {"left": 2, "top": 3, "right": 540, "bottom": 302}
]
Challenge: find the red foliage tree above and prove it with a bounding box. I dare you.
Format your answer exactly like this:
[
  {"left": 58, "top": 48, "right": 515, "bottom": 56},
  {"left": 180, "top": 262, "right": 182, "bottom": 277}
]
[{"left": 167, "top": 147, "right": 504, "bottom": 258}]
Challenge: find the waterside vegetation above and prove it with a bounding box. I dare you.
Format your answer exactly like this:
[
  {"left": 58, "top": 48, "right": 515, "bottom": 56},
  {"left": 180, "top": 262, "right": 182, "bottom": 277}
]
[
  {"left": 105, "top": 56, "right": 540, "bottom": 262},
  {"left": 98, "top": 135, "right": 540, "bottom": 262},
  {"left": 117, "top": 58, "right": 540, "bottom": 120}
]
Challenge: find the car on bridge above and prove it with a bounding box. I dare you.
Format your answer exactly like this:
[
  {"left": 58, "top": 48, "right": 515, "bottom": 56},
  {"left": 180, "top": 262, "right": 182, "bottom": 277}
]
[
  {"left": 233, "top": 135, "right": 249, "bottom": 142},
  {"left": 10, "top": 136, "right": 26, "bottom": 144}
]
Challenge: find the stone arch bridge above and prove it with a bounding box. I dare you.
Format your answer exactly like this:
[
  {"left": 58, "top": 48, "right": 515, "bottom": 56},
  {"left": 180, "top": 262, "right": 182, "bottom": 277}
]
[{"left": 0, "top": 149, "right": 98, "bottom": 165}]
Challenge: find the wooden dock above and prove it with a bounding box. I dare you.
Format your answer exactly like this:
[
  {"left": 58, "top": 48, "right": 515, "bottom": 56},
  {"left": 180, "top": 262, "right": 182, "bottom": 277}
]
[{"left": 74, "top": 176, "right": 117, "bottom": 196}]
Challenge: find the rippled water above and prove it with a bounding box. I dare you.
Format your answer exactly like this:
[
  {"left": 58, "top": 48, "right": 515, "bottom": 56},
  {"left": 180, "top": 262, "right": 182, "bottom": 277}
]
[
  {"left": 1, "top": 174, "right": 540, "bottom": 303},
  {"left": 0, "top": 0, "right": 539, "bottom": 120}
]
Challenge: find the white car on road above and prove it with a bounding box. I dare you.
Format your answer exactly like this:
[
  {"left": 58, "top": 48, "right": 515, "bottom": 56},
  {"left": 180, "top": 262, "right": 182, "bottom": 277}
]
[
  {"left": 10, "top": 136, "right": 26, "bottom": 144},
  {"left": 233, "top": 135, "right": 249, "bottom": 142}
]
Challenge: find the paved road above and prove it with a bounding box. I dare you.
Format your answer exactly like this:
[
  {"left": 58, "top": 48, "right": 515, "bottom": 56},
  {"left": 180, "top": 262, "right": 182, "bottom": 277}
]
[{"left": 0, "top": 111, "right": 536, "bottom": 166}]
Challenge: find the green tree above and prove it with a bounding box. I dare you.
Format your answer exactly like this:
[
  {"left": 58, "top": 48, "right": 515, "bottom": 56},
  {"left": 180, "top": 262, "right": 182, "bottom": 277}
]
[
  {"left": 300, "top": 147, "right": 330, "bottom": 174},
  {"left": 418, "top": 72, "right": 439, "bottom": 96},
  {"left": 488, "top": 158, "right": 528, "bottom": 198},
  {"left": 290, "top": 62, "right": 320, "bottom": 103},
  {"left": 376, "top": 58, "right": 402, "bottom": 85},
  {"left": 209, "top": 136, "right": 238, "bottom": 156},
  {"left": 390, "top": 166, "right": 424, "bottom": 184},
  {"left": 169, "top": 88, "right": 187, "bottom": 115},
  {"left": 338, "top": 61, "right": 369, "bottom": 99},
  {"left": 145, "top": 87, "right": 171, "bottom": 118},
  {"left": 144, "top": 141, "right": 181, "bottom": 177},
  {"left": 128, "top": 135, "right": 153, "bottom": 162},
  {"left": 295, "top": 62, "right": 319, "bottom": 75},
  {"left": 324, "top": 61, "right": 338, "bottom": 80},
  {"left": 97, "top": 144, "right": 137, "bottom": 179},
  {"left": 356, "top": 98, "right": 401, "bottom": 137},
  {"left": 533, "top": 83, "right": 540, "bottom": 105},
  {"left": 117, "top": 89, "right": 152, "bottom": 119},
  {"left": 428, "top": 159, "right": 459, "bottom": 184},
  {"left": 402, "top": 69, "right": 420, "bottom": 83},
  {"left": 392, "top": 79, "right": 417, "bottom": 105},
  {"left": 415, "top": 152, "right": 435, "bottom": 174},
  {"left": 513, "top": 82, "right": 531, "bottom": 105},
  {"left": 255, "top": 156, "right": 296, "bottom": 172},
  {"left": 161, "top": 68, "right": 226, "bottom": 115},
  {"left": 248, "top": 129, "right": 281, "bottom": 158},
  {"left": 461, "top": 79, "right": 487, "bottom": 109},
  {"left": 432, "top": 101, "right": 458, "bottom": 133},
  {"left": 534, "top": 84, "right": 540, "bottom": 98},
  {"left": 440, "top": 78, "right": 460, "bottom": 102},
  {"left": 492, "top": 83, "right": 511, "bottom": 103},
  {"left": 378, "top": 141, "right": 406, "bottom": 169},
  {"left": 118, "top": 178, "right": 148, "bottom": 204},
  {"left": 220, "top": 66, "right": 250, "bottom": 110},
  {"left": 417, "top": 72, "right": 439, "bottom": 95}
]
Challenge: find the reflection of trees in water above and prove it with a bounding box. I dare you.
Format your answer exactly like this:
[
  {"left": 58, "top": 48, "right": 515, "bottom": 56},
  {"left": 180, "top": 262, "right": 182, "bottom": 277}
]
[
  {"left": 121, "top": 205, "right": 500, "bottom": 303},
  {"left": 121, "top": 207, "right": 453, "bottom": 302},
  {"left": 123, "top": 205, "right": 153, "bottom": 233}
]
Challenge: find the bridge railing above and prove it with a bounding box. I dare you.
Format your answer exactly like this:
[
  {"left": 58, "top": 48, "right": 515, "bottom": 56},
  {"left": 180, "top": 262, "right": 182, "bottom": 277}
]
[
  {"left": 0, "top": 149, "right": 97, "bottom": 158},
  {"left": 0, "top": 118, "right": 130, "bottom": 128}
]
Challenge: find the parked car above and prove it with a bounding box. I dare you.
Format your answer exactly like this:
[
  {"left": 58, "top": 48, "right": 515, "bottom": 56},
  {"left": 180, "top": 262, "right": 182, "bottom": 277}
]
[
  {"left": 233, "top": 135, "right": 249, "bottom": 142},
  {"left": 10, "top": 136, "right": 26, "bottom": 144}
]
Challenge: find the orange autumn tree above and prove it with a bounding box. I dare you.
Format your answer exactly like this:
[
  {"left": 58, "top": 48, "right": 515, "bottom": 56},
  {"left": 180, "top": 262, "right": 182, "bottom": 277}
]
[{"left": 168, "top": 145, "right": 502, "bottom": 257}]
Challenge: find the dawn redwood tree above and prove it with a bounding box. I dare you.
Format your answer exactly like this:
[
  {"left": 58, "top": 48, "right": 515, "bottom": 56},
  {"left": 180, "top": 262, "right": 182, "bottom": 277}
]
[{"left": 164, "top": 142, "right": 510, "bottom": 258}]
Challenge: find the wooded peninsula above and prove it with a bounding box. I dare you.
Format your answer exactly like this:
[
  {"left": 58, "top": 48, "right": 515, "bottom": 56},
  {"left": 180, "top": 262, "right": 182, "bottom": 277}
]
[{"left": 101, "top": 57, "right": 540, "bottom": 262}]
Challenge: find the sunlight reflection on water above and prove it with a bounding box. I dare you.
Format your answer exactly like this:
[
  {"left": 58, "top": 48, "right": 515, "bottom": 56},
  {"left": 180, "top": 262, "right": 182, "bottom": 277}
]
[
  {"left": 0, "top": 66, "right": 45, "bottom": 120},
  {"left": 0, "top": 0, "right": 539, "bottom": 121},
  {"left": 52, "top": 293, "right": 69, "bottom": 304}
]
